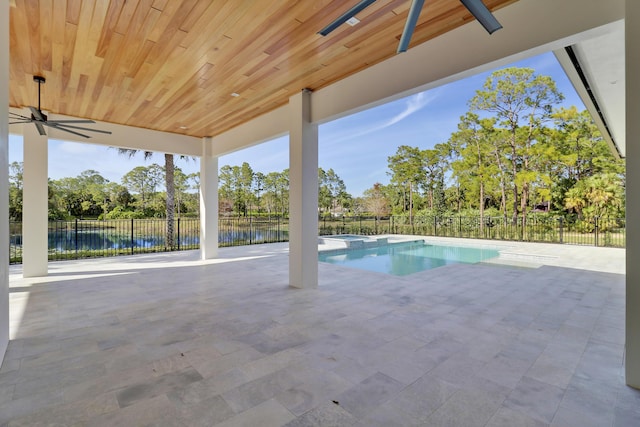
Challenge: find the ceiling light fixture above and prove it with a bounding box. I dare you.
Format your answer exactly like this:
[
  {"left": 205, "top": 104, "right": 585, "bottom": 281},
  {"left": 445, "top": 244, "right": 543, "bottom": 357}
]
[
  {"left": 231, "top": 92, "right": 240, "bottom": 97},
  {"left": 318, "top": 0, "right": 376, "bottom": 36},
  {"left": 397, "top": 0, "right": 426, "bottom": 53},
  {"left": 460, "top": 0, "right": 503, "bottom": 35},
  {"left": 346, "top": 17, "right": 360, "bottom": 26}
]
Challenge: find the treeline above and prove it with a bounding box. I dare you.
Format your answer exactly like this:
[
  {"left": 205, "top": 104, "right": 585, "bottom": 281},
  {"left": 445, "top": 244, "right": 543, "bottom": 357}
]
[
  {"left": 7, "top": 67, "right": 624, "bottom": 224},
  {"left": 377, "top": 68, "right": 624, "bottom": 229},
  {"left": 7, "top": 163, "right": 200, "bottom": 220}
]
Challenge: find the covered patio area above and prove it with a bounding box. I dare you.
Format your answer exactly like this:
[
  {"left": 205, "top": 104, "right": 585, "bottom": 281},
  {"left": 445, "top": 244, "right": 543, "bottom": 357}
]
[{"left": 1, "top": 241, "right": 635, "bottom": 426}]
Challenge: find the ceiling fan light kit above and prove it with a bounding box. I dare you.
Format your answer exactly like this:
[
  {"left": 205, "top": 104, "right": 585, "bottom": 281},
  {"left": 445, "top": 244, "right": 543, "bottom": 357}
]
[
  {"left": 8, "top": 75, "right": 112, "bottom": 138},
  {"left": 319, "top": 0, "right": 502, "bottom": 53}
]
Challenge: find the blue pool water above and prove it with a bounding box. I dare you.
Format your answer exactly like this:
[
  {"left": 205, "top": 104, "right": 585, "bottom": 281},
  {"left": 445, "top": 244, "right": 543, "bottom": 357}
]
[{"left": 318, "top": 241, "right": 500, "bottom": 276}]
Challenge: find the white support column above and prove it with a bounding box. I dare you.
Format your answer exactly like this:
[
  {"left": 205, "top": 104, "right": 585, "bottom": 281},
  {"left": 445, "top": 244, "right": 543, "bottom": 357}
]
[
  {"left": 1, "top": 0, "right": 10, "bottom": 362},
  {"left": 289, "top": 89, "right": 318, "bottom": 289},
  {"left": 626, "top": 0, "right": 640, "bottom": 389},
  {"left": 200, "top": 137, "right": 218, "bottom": 259},
  {"left": 22, "top": 123, "right": 49, "bottom": 277}
]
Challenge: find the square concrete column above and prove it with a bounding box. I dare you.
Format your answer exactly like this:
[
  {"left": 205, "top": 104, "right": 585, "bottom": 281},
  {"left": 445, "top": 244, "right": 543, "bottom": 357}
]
[
  {"left": 0, "top": 0, "right": 9, "bottom": 361},
  {"left": 200, "top": 137, "right": 218, "bottom": 259},
  {"left": 22, "top": 121, "right": 49, "bottom": 277},
  {"left": 626, "top": 0, "right": 640, "bottom": 389},
  {"left": 289, "top": 89, "right": 319, "bottom": 289}
]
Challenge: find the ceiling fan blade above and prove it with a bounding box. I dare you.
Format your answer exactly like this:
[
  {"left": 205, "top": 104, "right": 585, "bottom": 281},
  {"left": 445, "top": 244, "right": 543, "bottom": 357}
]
[
  {"left": 54, "top": 123, "right": 112, "bottom": 135},
  {"left": 397, "top": 0, "right": 426, "bottom": 53},
  {"left": 460, "top": 0, "right": 502, "bottom": 34},
  {"left": 42, "top": 122, "right": 91, "bottom": 138},
  {"left": 34, "top": 122, "right": 47, "bottom": 136},
  {"left": 29, "top": 106, "right": 46, "bottom": 122},
  {"left": 10, "top": 111, "right": 32, "bottom": 120},
  {"left": 47, "top": 119, "right": 97, "bottom": 124},
  {"left": 9, "top": 120, "right": 33, "bottom": 124},
  {"left": 318, "top": 0, "right": 377, "bottom": 36}
]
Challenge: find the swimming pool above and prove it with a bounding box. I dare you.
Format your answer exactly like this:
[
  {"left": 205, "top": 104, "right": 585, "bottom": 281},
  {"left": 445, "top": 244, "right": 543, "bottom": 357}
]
[{"left": 318, "top": 241, "right": 500, "bottom": 276}]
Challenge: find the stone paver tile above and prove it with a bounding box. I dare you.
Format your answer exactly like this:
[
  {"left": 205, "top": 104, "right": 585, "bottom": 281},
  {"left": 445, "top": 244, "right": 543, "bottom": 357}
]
[
  {"left": 174, "top": 395, "right": 235, "bottom": 427},
  {"left": 222, "top": 367, "right": 304, "bottom": 413},
  {"left": 334, "top": 372, "right": 404, "bottom": 419},
  {"left": 87, "top": 394, "right": 179, "bottom": 427},
  {"left": 485, "top": 406, "right": 548, "bottom": 427},
  {"left": 283, "top": 401, "right": 357, "bottom": 427},
  {"left": 115, "top": 367, "right": 203, "bottom": 408},
  {"left": 7, "top": 392, "right": 119, "bottom": 427},
  {"left": 213, "top": 398, "right": 295, "bottom": 427},
  {"left": 504, "top": 376, "right": 565, "bottom": 424},
  {"left": 424, "top": 388, "right": 502, "bottom": 427}
]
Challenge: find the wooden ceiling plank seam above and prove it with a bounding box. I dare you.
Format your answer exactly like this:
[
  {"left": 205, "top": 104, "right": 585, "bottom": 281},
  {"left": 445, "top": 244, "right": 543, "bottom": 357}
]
[
  {"left": 95, "top": 0, "right": 126, "bottom": 58},
  {"left": 294, "top": 0, "right": 342, "bottom": 24},
  {"left": 151, "top": 0, "right": 169, "bottom": 11},
  {"left": 39, "top": 0, "right": 54, "bottom": 72},
  {"left": 178, "top": 0, "right": 213, "bottom": 33},
  {"left": 65, "top": 0, "right": 81, "bottom": 25},
  {"left": 112, "top": 0, "right": 157, "bottom": 88},
  {"left": 113, "top": 0, "right": 142, "bottom": 35},
  {"left": 146, "top": 0, "right": 183, "bottom": 43},
  {"left": 65, "top": 1, "right": 98, "bottom": 100},
  {"left": 51, "top": 0, "right": 67, "bottom": 45},
  {"left": 72, "top": 73, "right": 88, "bottom": 114},
  {"left": 177, "top": 0, "right": 242, "bottom": 52},
  {"left": 61, "top": 21, "right": 78, "bottom": 102},
  {"left": 125, "top": 27, "right": 189, "bottom": 106},
  {"left": 24, "top": 0, "right": 43, "bottom": 78},
  {"left": 90, "top": 32, "right": 124, "bottom": 103}
]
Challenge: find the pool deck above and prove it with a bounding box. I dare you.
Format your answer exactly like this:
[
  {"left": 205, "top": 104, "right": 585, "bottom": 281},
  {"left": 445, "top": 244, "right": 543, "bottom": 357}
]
[{"left": 1, "top": 237, "right": 636, "bottom": 426}]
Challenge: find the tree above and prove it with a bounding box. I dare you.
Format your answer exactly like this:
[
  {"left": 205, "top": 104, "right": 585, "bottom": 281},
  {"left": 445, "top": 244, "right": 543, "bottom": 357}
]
[
  {"left": 448, "top": 113, "right": 500, "bottom": 229},
  {"left": 319, "top": 168, "right": 349, "bottom": 216},
  {"left": 117, "top": 149, "right": 193, "bottom": 248},
  {"left": 470, "top": 67, "right": 563, "bottom": 227},
  {"left": 363, "top": 183, "right": 390, "bottom": 219},
  {"left": 219, "top": 162, "right": 254, "bottom": 216},
  {"left": 8, "top": 162, "right": 23, "bottom": 220},
  {"left": 388, "top": 145, "right": 424, "bottom": 225},
  {"left": 565, "top": 172, "right": 624, "bottom": 219},
  {"left": 122, "top": 164, "right": 163, "bottom": 214}
]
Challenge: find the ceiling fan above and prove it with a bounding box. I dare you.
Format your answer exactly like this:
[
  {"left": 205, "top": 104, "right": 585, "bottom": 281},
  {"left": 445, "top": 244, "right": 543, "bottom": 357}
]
[
  {"left": 319, "top": 0, "right": 503, "bottom": 53},
  {"left": 9, "top": 75, "right": 112, "bottom": 138}
]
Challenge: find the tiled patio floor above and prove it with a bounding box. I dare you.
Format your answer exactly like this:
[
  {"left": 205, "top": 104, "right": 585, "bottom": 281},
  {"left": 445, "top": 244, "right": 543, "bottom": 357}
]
[{"left": 1, "top": 239, "right": 638, "bottom": 426}]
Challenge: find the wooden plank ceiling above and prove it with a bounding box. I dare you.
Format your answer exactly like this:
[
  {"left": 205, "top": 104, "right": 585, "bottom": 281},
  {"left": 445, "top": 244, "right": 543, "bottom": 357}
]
[{"left": 9, "top": 0, "right": 517, "bottom": 139}]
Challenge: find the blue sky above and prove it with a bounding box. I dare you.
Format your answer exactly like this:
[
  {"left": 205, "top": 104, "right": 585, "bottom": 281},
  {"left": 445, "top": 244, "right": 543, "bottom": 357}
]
[{"left": 9, "top": 51, "right": 584, "bottom": 197}]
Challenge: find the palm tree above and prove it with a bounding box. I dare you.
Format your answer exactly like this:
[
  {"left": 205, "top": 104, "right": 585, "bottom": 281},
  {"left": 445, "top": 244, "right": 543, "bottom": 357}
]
[{"left": 117, "top": 149, "right": 182, "bottom": 249}]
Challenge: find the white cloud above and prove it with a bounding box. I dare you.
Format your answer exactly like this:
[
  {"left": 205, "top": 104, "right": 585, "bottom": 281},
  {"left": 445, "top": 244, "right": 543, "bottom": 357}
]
[
  {"left": 324, "top": 90, "right": 438, "bottom": 146},
  {"left": 54, "top": 140, "right": 100, "bottom": 154}
]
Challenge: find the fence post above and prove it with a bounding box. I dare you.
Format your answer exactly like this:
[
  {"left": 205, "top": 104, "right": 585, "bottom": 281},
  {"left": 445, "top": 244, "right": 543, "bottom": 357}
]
[
  {"left": 558, "top": 217, "right": 564, "bottom": 244},
  {"left": 594, "top": 216, "right": 599, "bottom": 247},
  {"left": 177, "top": 218, "right": 181, "bottom": 251},
  {"left": 249, "top": 215, "right": 253, "bottom": 245},
  {"left": 434, "top": 216, "right": 437, "bottom": 237},
  {"left": 74, "top": 218, "right": 78, "bottom": 258},
  {"left": 131, "top": 218, "right": 134, "bottom": 255}
]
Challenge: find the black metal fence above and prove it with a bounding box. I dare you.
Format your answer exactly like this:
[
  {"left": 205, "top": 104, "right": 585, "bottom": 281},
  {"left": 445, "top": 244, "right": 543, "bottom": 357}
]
[
  {"left": 319, "top": 215, "right": 625, "bottom": 248},
  {"left": 8, "top": 214, "right": 624, "bottom": 264}
]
